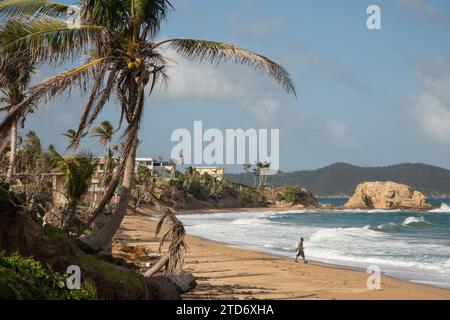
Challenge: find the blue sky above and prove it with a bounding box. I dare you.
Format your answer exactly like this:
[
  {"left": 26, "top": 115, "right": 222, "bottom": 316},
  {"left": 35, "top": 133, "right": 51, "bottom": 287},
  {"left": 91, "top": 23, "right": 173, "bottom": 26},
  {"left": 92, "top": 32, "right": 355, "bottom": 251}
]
[{"left": 20, "top": 0, "right": 450, "bottom": 171}]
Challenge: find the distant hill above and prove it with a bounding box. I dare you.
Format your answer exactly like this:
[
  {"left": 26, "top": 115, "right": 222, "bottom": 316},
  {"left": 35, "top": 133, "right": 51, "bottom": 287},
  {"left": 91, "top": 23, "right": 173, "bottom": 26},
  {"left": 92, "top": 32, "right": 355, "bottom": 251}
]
[{"left": 226, "top": 163, "right": 450, "bottom": 197}]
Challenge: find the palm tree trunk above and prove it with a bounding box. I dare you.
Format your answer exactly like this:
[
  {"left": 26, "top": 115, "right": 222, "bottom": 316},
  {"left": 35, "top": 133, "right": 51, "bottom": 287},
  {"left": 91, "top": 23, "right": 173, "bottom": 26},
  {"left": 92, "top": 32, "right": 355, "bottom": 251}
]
[
  {"left": 79, "top": 75, "right": 145, "bottom": 253},
  {"left": 6, "top": 120, "right": 17, "bottom": 183},
  {"left": 62, "top": 199, "right": 77, "bottom": 229},
  {"left": 81, "top": 130, "right": 138, "bottom": 252}
]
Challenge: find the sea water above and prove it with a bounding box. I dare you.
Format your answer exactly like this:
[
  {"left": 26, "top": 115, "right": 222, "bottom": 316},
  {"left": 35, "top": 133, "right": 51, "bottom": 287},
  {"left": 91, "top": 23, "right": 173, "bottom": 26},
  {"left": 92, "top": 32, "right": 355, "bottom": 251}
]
[{"left": 178, "top": 199, "right": 450, "bottom": 289}]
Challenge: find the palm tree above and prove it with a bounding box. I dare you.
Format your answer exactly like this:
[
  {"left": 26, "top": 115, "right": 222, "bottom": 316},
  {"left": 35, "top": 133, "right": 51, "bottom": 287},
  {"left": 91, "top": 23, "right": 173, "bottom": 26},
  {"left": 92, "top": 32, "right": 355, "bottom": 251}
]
[
  {"left": 256, "top": 161, "right": 271, "bottom": 190},
  {"left": 91, "top": 120, "right": 115, "bottom": 147},
  {"left": 243, "top": 164, "right": 252, "bottom": 182},
  {"left": 0, "top": 49, "right": 34, "bottom": 183},
  {"left": 62, "top": 129, "right": 82, "bottom": 151},
  {"left": 0, "top": 0, "right": 296, "bottom": 253},
  {"left": 91, "top": 120, "right": 116, "bottom": 190},
  {"left": 53, "top": 151, "right": 97, "bottom": 229}
]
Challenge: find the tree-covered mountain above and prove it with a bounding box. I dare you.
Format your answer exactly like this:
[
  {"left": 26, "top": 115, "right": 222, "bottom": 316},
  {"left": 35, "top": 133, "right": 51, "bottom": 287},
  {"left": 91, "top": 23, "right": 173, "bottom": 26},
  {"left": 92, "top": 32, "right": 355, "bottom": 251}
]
[{"left": 226, "top": 163, "right": 450, "bottom": 197}]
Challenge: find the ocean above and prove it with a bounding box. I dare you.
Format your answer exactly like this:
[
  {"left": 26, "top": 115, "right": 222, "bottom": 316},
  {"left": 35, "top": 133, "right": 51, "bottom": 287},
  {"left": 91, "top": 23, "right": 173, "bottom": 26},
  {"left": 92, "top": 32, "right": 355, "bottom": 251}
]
[{"left": 178, "top": 199, "right": 450, "bottom": 289}]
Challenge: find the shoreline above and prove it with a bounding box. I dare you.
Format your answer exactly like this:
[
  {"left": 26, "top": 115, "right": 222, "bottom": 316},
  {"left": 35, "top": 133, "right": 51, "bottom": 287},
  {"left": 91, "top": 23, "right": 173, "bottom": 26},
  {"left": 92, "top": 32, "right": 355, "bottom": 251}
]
[
  {"left": 118, "top": 208, "right": 450, "bottom": 300},
  {"left": 174, "top": 205, "right": 444, "bottom": 215}
]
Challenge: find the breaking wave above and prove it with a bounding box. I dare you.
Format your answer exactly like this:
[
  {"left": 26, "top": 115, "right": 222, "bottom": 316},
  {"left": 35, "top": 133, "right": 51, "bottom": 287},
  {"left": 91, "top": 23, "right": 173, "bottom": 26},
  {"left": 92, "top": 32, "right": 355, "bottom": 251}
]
[
  {"left": 369, "top": 216, "right": 432, "bottom": 232},
  {"left": 430, "top": 203, "right": 450, "bottom": 213}
]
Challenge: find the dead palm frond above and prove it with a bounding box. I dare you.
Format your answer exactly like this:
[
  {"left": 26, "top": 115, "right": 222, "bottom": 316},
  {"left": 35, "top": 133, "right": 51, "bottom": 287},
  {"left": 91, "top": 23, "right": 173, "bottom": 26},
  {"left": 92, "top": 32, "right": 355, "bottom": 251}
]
[{"left": 155, "top": 208, "right": 186, "bottom": 276}]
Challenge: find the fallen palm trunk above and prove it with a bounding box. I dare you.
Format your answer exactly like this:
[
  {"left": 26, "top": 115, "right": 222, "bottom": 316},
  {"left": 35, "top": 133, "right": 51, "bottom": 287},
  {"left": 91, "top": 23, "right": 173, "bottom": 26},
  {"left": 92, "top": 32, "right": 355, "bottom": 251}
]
[
  {"left": 144, "top": 253, "right": 169, "bottom": 277},
  {"left": 167, "top": 274, "right": 197, "bottom": 293}
]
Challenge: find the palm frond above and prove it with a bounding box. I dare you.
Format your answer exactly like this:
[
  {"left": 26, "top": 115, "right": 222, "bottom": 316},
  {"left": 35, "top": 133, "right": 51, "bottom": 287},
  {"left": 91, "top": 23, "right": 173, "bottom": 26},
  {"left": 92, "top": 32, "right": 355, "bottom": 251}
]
[
  {"left": 0, "top": 56, "right": 109, "bottom": 141},
  {"left": 0, "top": 0, "right": 68, "bottom": 18},
  {"left": 91, "top": 120, "right": 115, "bottom": 146},
  {"left": 70, "top": 64, "right": 106, "bottom": 150},
  {"left": 0, "top": 49, "right": 35, "bottom": 106},
  {"left": 0, "top": 15, "right": 105, "bottom": 65},
  {"left": 81, "top": 0, "right": 128, "bottom": 31},
  {"left": 83, "top": 68, "right": 118, "bottom": 131},
  {"left": 134, "top": 0, "right": 172, "bottom": 37},
  {"left": 158, "top": 39, "right": 297, "bottom": 96},
  {"left": 54, "top": 151, "right": 97, "bottom": 204},
  {"left": 62, "top": 129, "right": 76, "bottom": 139}
]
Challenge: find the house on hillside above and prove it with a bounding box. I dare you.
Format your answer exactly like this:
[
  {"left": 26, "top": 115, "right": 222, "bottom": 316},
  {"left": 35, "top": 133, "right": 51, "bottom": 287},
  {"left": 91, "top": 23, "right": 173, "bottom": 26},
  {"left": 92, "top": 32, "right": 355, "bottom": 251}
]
[
  {"left": 135, "top": 158, "right": 176, "bottom": 179},
  {"left": 193, "top": 167, "right": 225, "bottom": 181}
]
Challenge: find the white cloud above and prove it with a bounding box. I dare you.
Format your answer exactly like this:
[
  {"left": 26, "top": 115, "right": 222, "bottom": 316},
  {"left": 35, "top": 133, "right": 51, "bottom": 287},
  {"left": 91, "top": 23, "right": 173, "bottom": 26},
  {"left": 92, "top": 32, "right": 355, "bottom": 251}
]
[
  {"left": 153, "top": 51, "right": 277, "bottom": 101},
  {"left": 156, "top": 63, "right": 244, "bottom": 100},
  {"left": 245, "top": 98, "right": 281, "bottom": 125},
  {"left": 413, "top": 73, "right": 450, "bottom": 144},
  {"left": 414, "top": 94, "right": 450, "bottom": 143},
  {"left": 151, "top": 50, "right": 293, "bottom": 127},
  {"left": 410, "top": 55, "right": 450, "bottom": 144}
]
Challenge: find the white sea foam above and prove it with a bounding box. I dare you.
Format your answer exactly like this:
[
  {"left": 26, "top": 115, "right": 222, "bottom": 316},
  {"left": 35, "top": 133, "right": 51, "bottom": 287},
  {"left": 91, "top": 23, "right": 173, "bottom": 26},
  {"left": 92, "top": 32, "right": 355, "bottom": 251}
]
[
  {"left": 326, "top": 208, "right": 404, "bottom": 214},
  {"left": 429, "top": 203, "right": 450, "bottom": 213},
  {"left": 402, "top": 216, "right": 432, "bottom": 228}
]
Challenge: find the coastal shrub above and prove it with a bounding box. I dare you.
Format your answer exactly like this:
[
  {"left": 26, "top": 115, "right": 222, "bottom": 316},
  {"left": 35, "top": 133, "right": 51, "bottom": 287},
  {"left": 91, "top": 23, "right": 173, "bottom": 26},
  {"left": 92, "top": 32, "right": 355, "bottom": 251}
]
[
  {"left": 0, "top": 251, "right": 96, "bottom": 300},
  {"left": 278, "top": 186, "right": 303, "bottom": 204},
  {"left": 187, "top": 180, "right": 204, "bottom": 198}
]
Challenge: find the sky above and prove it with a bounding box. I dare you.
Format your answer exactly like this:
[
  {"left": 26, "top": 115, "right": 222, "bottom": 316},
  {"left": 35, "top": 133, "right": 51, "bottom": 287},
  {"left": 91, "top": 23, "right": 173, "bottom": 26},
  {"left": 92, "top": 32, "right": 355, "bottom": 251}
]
[{"left": 12, "top": 0, "right": 450, "bottom": 172}]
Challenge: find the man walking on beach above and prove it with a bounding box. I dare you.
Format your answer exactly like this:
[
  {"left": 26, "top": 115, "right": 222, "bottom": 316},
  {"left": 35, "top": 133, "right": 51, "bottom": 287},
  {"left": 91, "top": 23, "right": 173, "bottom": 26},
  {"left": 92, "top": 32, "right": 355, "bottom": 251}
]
[{"left": 295, "top": 238, "right": 308, "bottom": 263}]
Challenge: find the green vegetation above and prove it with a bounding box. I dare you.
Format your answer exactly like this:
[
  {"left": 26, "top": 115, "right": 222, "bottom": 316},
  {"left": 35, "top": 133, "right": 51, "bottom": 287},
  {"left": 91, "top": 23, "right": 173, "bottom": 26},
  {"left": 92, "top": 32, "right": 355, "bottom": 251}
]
[
  {"left": 52, "top": 151, "right": 97, "bottom": 229},
  {"left": 131, "top": 167, "right": 267, "bottom": 210},
  {"left": 0, "top": 251, "right": 96, "bottom": 300},
  {"left": 278, "top": 186, "right": 304, "bottom": 204},
  {"left": 228, "top": 163, "right": 450, "bottom": 197}
]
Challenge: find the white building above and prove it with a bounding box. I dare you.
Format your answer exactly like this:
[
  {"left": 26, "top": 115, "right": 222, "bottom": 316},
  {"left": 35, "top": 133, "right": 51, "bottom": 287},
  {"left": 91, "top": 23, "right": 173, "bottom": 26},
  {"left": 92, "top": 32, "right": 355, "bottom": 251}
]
[{"left": 135, "top": 158, "right": 176, "bottom": 179}]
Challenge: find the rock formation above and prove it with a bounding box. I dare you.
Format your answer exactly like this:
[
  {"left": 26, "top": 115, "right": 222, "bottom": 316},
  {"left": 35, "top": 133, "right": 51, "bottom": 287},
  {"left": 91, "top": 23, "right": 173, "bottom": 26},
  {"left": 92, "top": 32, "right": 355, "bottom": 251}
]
[
  {"left": 263, "top": 186, "right": 320, "bottom": 208},
  {"left": 344, "top": 181, "right": 432, "bottom": 210}
]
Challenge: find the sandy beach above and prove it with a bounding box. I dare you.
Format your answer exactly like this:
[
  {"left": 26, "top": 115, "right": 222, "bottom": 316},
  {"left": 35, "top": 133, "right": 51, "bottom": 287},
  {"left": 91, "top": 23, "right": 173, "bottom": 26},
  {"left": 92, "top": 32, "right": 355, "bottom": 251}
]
[{"left": 113, "top": 208, "right": 450, "bottom": 300}]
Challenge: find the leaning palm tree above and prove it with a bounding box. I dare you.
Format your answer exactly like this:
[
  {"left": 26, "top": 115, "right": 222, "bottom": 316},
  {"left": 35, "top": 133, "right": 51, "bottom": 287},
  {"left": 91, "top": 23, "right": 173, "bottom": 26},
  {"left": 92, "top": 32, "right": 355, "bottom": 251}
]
[
  {"left": 0, "top": 0, "right": 296, "bottom": 253},
  {"left": 0, "top": 49, "right": 34, "bottom": 183}
]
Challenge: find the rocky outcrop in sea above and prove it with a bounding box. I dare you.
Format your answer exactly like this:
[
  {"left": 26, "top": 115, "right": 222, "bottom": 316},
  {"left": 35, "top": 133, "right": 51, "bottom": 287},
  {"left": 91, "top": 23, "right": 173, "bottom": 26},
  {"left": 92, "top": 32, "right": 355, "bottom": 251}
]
[{"left": 344, "top": 181, "right": 432, "bottom": 210}]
